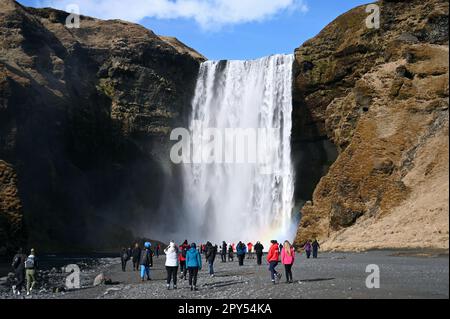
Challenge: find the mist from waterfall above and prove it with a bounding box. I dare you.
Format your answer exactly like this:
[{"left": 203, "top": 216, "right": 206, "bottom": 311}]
[{"left": 181, "top": 54, "right": 295, "bottom": 244}]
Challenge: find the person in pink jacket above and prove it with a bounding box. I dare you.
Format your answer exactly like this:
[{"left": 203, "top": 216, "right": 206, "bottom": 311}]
[{"left": 281, "top": 240, "right": 295, "bottom": 283}]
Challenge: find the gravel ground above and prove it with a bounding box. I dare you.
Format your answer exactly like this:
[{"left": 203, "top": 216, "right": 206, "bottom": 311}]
[{"left": 2, "top": 250, "right": 448, "bottom": 299}]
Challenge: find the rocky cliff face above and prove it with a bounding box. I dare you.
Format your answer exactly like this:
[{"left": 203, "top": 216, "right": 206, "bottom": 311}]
[
  {"left": 0, "top": 0, "right": 204, "bottom": 254},
  {"left": 293, "top": 0, "right": 449, "bottom": 250},
  {"left": 1, "top": 0, "right": 448, "bottom": 254}
]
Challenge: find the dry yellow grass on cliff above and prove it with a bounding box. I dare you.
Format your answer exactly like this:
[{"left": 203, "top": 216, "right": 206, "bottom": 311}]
[{"left": 323, "top": 119, "right": 449, "bottom": 251}]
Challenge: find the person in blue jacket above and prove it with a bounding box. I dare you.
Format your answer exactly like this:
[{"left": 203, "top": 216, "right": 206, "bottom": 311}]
[
  {"left": 186, "top": 243, "right": 202, "bottom": 291},
  {"left": 236, "top": 241, "right": 247, "bottom": 266}
]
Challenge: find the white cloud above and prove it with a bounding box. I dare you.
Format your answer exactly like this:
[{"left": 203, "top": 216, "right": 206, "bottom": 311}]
[{"left": 37, "top": 0, "right": 308, "bottom": 30}]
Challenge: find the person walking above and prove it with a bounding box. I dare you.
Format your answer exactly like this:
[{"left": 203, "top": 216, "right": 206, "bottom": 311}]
[
  {"left": 155, "top": 244, "right": 161, "bottom": 258},
  {"left": 205, "top": 242, "right": 217, "bottom": 277},
  {"left": 267, "top": 240, "right": 282, "bottom": 284},
  {"left": 247, "top": 242, "right": 254, "bottom": 259},
  {"left": 25, "top": 248, "right": 37, "bottom": 295},
  {"left": 11, "top": 248, "right": 26, "bottom": 295},
  {"left": 164, "top": 241, "right": 179, "bottom": 290},
  {"left": 281, "top": 241, "right": 295, "bottom": 283},
  {"left": 179, "top": 240, "right": 189, "bottom": 280},
  {"left": 304, "top": 240, "right": 312, "bottom": 259},
  {"left": 140, "top": 242, "right": 153, "bottom": 281},
  {"left": 254, "top": 241, "right": 264, "bottom": 265},
  {"left": 121, "top": 248, "right": 130, "bottom": 272},
  {"left": 236, "top": 241, "right": 247, "bottom": 266},
  {"left": 228, "top": 244, "right": 234, "bottom": 262},
  {"left": 312, "top": 239, "right": 320, "bottom": 258},
  {"left": 221, "top": 241, "right": 227, "bottom": 263},
  {"left": 186, "top": 243, "right": 202, "bottom": 291},
  {"left": 131, "top": 243, "right": 141, "bottom": 271}
]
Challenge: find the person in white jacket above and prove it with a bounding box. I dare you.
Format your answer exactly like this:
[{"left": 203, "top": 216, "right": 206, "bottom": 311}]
[{"left": 164, "top": 241, "right": 179, "bottom": 290}]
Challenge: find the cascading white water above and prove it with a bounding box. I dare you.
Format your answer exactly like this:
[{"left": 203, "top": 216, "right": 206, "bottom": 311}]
[{"left": 182, "top": 54, "right": 295, "bottom": 244}]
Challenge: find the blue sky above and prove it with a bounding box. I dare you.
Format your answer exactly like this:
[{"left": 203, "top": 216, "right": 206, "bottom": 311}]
[{"left": 17, "top": 0, "right": 370, "bottom": 60}]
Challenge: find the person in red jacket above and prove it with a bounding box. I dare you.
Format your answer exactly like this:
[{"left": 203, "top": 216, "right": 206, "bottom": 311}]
[
  {"left": 179, "top": 240, "right": 189, "bottom": 280},
  {"left": 267, "top": 240, "right": 282, "bottom": 284},
  {"left": 247, "top": 242, "right": 254, "bottom": 259}
]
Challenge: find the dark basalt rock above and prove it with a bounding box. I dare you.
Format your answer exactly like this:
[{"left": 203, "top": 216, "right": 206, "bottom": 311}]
[{"left": 0, "top": 0, "right": 205, "bottom": 254}]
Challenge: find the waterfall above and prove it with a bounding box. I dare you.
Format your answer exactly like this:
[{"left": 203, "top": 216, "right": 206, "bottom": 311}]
[{"left": 181, "top": 54, "right": 295, "bottom": 244}]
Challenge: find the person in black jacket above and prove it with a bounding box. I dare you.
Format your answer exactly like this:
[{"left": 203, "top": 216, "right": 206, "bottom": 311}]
[
  {"left": 228, "top": 245, "right": 234, "bottom": 262},
  {"left": 11, "top": 248, "right": 26, "bottom": 295},
  {"left": 120, "top": 248, "right": 129, "bottom": 272},
  {"left": 131, "top": 243, "right": 141, "bottom": 271},
  {"left": 221, "top": 241, "right": 227, "bottom": 263},
  {"left": 140, "top": 242, "right": 153, "bottom": 281},
  {"left": 312, "top": 239, "right": 320, "bottom": 259},
  {"left": 205, "top": 242, "right": 217, "bottom": 277},
  {"left": 254, "top": 241, "right": 264, "bottom": 265},
  {"left": 155, "top": 244, "right": 161, "bottom": 258}
]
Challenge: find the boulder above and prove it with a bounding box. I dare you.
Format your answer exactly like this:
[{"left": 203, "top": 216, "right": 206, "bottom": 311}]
[{"left": 93, "top": 273, "right": 105, "bottom": 287}]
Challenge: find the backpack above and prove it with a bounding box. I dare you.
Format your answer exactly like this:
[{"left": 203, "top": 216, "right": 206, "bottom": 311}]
[
  {"left": 140, "top": 249, "right": 149, "bottom": 265},
  {"left": 25, "top": 256, "right": 35, "bottom": 269}
]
